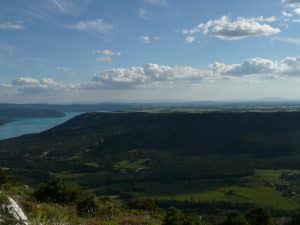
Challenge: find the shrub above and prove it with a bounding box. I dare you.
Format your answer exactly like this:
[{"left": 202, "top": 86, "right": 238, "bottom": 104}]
[
  {"left": 76, "top": 194, "right": 99, "bottom": 217},
  {"left": 34, "top": 179, "right": 82, "bottom": 204},
  {"left": 0, "top": 169, "right": 11, "bottom": 185},
  {"left": 163, "top": 207, "right": 185, "bottom": 225},
  {"left": 285, "top": 214, "right": 300, "bottom": 225},
  {"left": 246, "top": 208, "right": 273, "bottom": 225},
  {"left": 219, "top": 212, "right": 249, "bottom": 225},
  {"left": 163, "top": 207, "right": 203, "bottom": 225},
  {"left": 128, "top": 198, "right": 157, "bottom": 211}
]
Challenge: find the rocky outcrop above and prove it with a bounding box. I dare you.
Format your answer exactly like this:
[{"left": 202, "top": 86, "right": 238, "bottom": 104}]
[{"left": 1, "top": 196, "right": 29, "bottom": 225}]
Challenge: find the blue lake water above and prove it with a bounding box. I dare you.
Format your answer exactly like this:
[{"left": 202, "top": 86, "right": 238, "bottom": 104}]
[{"left": 0, "top": 112, "right": 81, "bottom": 140}]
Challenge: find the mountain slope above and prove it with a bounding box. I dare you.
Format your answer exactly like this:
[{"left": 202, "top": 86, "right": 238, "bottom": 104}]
[{"left": 1, "top": 112, "right": 300, "bottom": 211}]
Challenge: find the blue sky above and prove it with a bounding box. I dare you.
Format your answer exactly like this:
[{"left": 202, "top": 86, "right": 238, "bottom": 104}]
[{"left": 2, "top": 0, "right": 300, "bottom": 103}]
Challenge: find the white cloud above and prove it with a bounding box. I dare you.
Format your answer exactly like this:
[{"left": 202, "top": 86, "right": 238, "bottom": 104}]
[
  {"left": 210, "top": 58, "right": 276, "bottom": 77},
  {"left": 293, "top": 7, "right": 300, "bottom": 14},
  {"left": 0, "top": 22, "right": 24, "bottom": 30},
  {"left": 5, "top": 77, "right": 71, "bottom": 93},
  {"left": 93, "top": 49, "right": 121, "bottom": 57},
  {"left": 139, "top": 35, "right": 160, "bottom": 44},
  {"left": 282, "top": 11, "right": 293, "bottom": 17},
  {"left": 139, "top": 35, "right": 151, "bottom": 44},
  {"left": 185, "top": 36, "right": 196, "bottom": 43},
  {"left": 281, "top": 0, "right": 300, "bottom": 21},
  {"left": 93, "top": 49, "right": 121, "bottom": 63},
  {"left": 68, "top": 19, "right": 114, "bottom": 34},
  {"left": 5, "top": 57, "right": 300, "bottom": 92},
  {"left": 283, "top": 0, "right": 300, "bottom": 8},
  {"left": 183, "top": 16, "right": 280, "bottom": 41},
  {"left": 90, "top": 64, "right": 213, "bottom": 89},
  {"left": 210, "top": 57, "right": 300, "bottom": 77}
]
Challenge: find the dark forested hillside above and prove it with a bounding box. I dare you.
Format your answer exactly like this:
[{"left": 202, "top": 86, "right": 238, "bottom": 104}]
[{"left": 2, "top": 111, "right": 300, "bottom": 213}]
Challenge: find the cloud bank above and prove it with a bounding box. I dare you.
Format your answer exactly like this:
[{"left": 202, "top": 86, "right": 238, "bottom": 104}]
[
  {"left": 3, "top": 57, "right": 300, "bottom": 94},
  {"left": 183, "top": 16, "right": 280, "bottom": 41}
]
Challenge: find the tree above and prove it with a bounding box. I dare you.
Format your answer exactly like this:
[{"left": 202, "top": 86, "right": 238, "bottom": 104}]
[
  {"left": 0, "top": 169, "right": 11, "bottom": 185},
  {"left": 34, "top": 178, "right": 82, "bottom": 204},
  {"left": 220, "top": 212, "right": 249, "bottom": 225},
  {"left": 246, "top": 208, "right": 273, "bottom": 225}
]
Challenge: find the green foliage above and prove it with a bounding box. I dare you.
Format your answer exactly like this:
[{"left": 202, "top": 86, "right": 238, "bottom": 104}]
[
  {"left": 219, "top": 212, "right": 249, "bottom": 225},
  {"left": 33, "top": 179, "right": 82, "bottom": 204},
  {"left": 183, "top": 215, "right": 203, "bottom": 225},
  {"left": 285, "top": 214, "right": 300, "bottom": 225},
  {"left": 76, "top": 194, "right": 99, "bottom": 216},
  {"left": 245, "top": 208, "right": 273, "bottom": 225},
  {"left": 163, "top": 207, "right": 202, "bottom": 225},
  {"left": 163, "top": 207, "right": 186, "bottom": 225},
  {"left": 0, "top": 169, "right": 11, "bottom": 185},
  {"left": 128, "top": 198, "right": 157, "bottom": 211},
  {"left": 30, "top": 203, "right": 80, "bottom": 225}
]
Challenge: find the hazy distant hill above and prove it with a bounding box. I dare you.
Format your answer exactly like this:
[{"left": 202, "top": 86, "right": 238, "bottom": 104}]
[{"left": 0, "top": 104, "right": 65, "bottom": 124}]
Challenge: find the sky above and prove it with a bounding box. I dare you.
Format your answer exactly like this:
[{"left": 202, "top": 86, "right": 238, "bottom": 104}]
[{"left": 1, "top": 0, "right": 300, "bottom": 103}]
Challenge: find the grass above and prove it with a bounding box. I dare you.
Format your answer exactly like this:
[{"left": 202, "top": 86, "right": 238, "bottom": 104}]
[
  {"left": 84, "top": 161, "right": 100, "bottom": 169},
  {"left": 255, "top": 169, "right": 300, "bottom": 184},
  {"left": 113, "top": 159, "right": 150, "bottom": 173},
  {"left": 153, "top": 186, "right": 299, "bottom": 211}
]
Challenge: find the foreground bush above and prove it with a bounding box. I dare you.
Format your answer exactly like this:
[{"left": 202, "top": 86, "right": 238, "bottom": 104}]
[
  {"left": 34, "top": 179, "right": 82, "bottom": 204},
  {"left": 163, "top": 207, "right": 202, "bottom": 225},
  {"left": 219, "top": 212, "right": 249, "bottom": 225},
  {"left": 246, "top": 208, "right": 273, "bottom": 225},
  {"left": 76, "top": 194, "right": 99, "bottom": 217},
  {"left": 128, "top": 198, "right": 157, "bottom": 211},
  {"left": 219, "top": 208, "right": 274, "bottom": 225}
]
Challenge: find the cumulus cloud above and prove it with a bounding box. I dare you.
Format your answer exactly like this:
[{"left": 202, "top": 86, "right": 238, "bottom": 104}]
[
  {"left": 0, "top": 22, "right": 24, "bottom": 30},
  {"left": 3, "top": 77, "right": 71, "bottom": 93},
  {"left": 281, "top": 0, "right": 300, "bottom": 21},
  {"left": 139, "top": 35, "right": 160, "bottom": 44},
  {"left": 210, "top": 57, "right": 300, "bottom": 78},
  {"left": 183, "top": 16, "right": 280, "bottom": 41},
  {"left": 5, "top": 57, "right": 300, "bottom": 92},
  {"left": 93, "top": 49, "right": 121, "bottom": 63},
  {"left": 90, "top": 64, "right": 213, "bottom": 89},
  {"left": 283, "top": 0, "right": 300, "bottom": 8},
  {"left": 68, "top": 19, "right": 114, "bottom": 33}
]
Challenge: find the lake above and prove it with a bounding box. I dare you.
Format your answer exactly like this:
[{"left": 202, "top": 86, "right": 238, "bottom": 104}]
[{"left": 0, "top": 112, "right": 81, "bottom": 140}]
